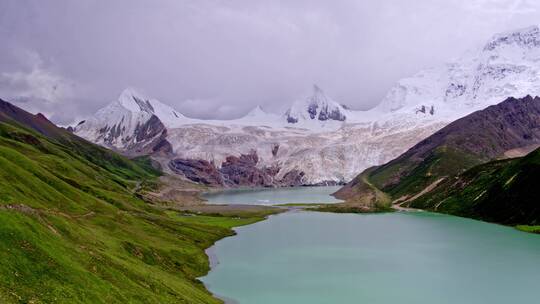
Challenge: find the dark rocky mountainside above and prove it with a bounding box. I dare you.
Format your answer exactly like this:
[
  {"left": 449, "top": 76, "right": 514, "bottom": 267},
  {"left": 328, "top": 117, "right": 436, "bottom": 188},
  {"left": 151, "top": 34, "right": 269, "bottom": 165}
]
[
  {"left": 169, "top": 150, "right": 305, "bottom": 187},
  {"left": 336, "top": 95, "right": 540, "bottom": 212},
  {"left": 98, "top": 114, "right": 173, "bottom": 157}
]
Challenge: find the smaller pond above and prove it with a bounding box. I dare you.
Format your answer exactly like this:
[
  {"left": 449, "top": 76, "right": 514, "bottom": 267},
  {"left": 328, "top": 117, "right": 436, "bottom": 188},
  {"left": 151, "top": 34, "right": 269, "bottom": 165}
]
[{"left": 202, "top": 186, "right": 343, "bottom": 205}]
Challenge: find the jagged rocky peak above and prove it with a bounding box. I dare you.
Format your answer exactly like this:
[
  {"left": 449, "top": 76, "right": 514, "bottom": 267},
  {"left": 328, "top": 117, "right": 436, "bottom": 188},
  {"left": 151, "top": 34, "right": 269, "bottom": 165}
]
[
  {"left": 484, "top": 25, "right": 540, "bottom": 51},
  {"left": 73, "top": 88, "right": 180, "bottom": 155},
  {"left": 116, "top": 88, "right": 185, "bottom": 121},
  {"left": 117, "top": 88, "right": 155, "bottom": 113},
  {"left": 285, "top": 85, "right": 347, "bottom": 124}
]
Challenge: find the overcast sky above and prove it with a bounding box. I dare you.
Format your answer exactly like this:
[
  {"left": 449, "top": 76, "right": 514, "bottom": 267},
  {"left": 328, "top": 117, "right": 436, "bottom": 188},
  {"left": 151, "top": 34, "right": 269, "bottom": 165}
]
[{"left": 1, "top": 0, "right": 540, "bottom": 124}]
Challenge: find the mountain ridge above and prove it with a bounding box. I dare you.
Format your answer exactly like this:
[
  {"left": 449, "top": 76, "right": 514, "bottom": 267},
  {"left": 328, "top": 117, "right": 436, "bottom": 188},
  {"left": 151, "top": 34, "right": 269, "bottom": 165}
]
[
  {"left": 74, "top": 25, "right": 540, "bottom": 186},
  {"left": 335, "top": 95, "right": 540, "bottom": 213},
  {"left": 407, "top": 146, "right": 540, "bottom": 226}
]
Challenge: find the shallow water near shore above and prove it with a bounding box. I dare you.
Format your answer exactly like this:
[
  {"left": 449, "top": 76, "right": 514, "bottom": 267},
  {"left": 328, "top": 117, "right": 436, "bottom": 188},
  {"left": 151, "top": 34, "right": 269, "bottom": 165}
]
[
  {"left": 201, "top": 210, "right": 540, "bottom": 304},
  {"left": 202, "top": 186, "right": 343, "bottom": 205}
]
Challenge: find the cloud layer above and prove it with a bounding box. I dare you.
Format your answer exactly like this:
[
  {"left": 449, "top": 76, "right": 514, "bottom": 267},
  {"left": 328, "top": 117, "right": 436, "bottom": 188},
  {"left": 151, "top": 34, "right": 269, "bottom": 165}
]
[{"left": 1, "top": 0, "right": 540, "bottom": 124}]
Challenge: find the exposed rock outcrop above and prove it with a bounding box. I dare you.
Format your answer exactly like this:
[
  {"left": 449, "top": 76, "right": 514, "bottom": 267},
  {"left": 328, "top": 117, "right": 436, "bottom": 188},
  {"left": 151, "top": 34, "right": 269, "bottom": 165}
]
[
  {"left": 279, "top": 169, "right": 306, "bottom": 187},
  {"left": 271, "top": 144, "right": 280, "bottom": 157},
  {"left": 168, "top": 159, "right": 223, "bottom": 186},
  {"left": 169, "top": 150, "right": 306, "bottom": 187},
  {"left": 285, "top": 85, "right": 348, "bottom": 124}
]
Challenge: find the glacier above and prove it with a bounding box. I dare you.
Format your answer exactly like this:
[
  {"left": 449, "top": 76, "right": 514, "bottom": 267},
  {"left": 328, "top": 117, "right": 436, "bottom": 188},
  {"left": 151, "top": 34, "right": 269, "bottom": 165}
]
[{"left": 75, "top": 25, "right": 540, "bottom": 185}]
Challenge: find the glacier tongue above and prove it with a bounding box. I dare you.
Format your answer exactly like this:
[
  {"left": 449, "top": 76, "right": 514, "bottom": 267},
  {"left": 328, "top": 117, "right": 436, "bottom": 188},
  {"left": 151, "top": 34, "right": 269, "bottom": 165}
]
[{"left": 75, "top": 25, "right": 540, "bottom": 185}]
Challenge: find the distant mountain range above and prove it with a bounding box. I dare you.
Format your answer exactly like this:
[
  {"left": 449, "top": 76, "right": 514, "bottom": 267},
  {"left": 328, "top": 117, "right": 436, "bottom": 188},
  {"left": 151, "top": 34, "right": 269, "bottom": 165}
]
[
  {"left": 74, "top": 86, "right": 444, "bottom": 186},
  {"left": 74, "top": 25, "right": 540, "bottom": 186}
]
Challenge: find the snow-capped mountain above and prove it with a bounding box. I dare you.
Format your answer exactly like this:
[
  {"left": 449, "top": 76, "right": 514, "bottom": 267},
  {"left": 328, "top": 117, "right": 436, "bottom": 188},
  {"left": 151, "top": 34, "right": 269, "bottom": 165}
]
[
  {"left": 377, "top": 25, "right": 540, "bottom": 119},
  {"left": 74, "top": 88, "right": 181, "bottom": 155},
  {"left": 75, "top": 25, "right": 540, "bottom": 186},
  {"left": 74, "top": 85, "right": 442, "bottom": 185},
  {"left": 285, "top": 85, "right": 348, "bottom": 124}
]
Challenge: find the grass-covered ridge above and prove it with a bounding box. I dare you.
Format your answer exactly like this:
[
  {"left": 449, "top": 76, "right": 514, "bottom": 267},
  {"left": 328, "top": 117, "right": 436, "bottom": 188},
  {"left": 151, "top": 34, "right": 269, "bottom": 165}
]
[
  {"left": 408, "top": 147, "right": 540, "bottom": 226},
  {"left": 0, "top": 101, "right": 274, "bottom": 303}
]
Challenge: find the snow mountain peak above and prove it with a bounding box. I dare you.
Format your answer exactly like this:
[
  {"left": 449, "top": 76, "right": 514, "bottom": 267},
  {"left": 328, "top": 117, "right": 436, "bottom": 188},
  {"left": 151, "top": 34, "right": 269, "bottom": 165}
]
[
  {"left": 377, "top": 25, "right": 540, "bottom": 118},
  {"left": 117, "top": 88, "right": 154, "bottom": 113},
  {"left": 484, "top": 25, "right": 540, "bottom": 51},
  {"left": 285, "top": 85, "right": 347, "bottom": 124},
  {"left": 115, "top": 87, "right": 185, "bottom": 122},
  {"left": 74, "top": 25, "right": 540, "bottom": 186},
  {"left": 74, "top": 88, "right": 188, "bottom": 153},
  {"left": 312, "top": 84, "right": 324, "bottom": 94},
  {"left": 246, "top": 105, "right": 266, "bottom": 117}
]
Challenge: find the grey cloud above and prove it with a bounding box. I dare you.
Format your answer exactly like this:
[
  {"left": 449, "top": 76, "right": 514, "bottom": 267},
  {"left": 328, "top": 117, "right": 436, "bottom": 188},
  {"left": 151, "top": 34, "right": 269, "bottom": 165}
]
[{"left": 1, "top": 0, "right": 540, "bottom": 124}]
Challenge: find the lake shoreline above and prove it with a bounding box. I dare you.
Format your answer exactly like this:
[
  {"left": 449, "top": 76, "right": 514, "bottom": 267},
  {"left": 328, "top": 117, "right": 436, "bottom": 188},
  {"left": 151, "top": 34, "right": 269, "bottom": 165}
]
[
  {"left": 200, "top": 210, "right": 286, "bottom": 304},
  {"left": 200, "top": 210, "right": 540, "bottom": 303}
]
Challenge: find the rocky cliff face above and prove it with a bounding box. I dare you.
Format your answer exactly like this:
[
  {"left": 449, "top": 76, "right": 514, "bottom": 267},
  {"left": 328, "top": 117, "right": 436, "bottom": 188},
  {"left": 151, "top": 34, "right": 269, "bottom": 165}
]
[
  {"left": 169, "top": 150, "right": 305, "bottom": 187},
  {"left": 168, "top": 159, "right": 224, "bottom": 186}
]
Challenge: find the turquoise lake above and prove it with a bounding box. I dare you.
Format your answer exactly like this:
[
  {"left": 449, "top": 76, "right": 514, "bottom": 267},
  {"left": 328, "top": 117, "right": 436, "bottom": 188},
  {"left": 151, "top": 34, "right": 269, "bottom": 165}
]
[
  {"left": 201, "top": 210, "right": 540, "bottom": 303},
  {"left": 202, "top": 186, "right": 343, "bottom": 205}
]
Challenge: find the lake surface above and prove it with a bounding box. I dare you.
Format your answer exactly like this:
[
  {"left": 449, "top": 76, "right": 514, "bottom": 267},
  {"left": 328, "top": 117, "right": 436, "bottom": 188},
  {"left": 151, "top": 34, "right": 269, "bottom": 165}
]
[
  {"left": 202, "top": 211, "right": 540, "bottom": 304},
  {"left": 202, "top": 186, "right": 343, "bottom": 205}
]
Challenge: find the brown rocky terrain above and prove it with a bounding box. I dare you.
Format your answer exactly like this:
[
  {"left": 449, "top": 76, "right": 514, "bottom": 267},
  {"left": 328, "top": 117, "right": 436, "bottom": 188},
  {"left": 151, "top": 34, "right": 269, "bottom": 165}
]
[{"left": 169, "top": 150, "right": 306, "bottom": 188}]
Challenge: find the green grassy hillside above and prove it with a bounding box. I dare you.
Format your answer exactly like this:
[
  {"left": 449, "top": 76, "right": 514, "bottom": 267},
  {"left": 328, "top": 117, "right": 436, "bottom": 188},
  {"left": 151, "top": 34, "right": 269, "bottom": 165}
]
[
  {"left": 408, "top": 147, "right": 540, "bottom": 226},
  {"left": 370, "top": 145, "right": 483, "bottom": 198},
  {"left": 0, "top": 102, "right": 271, "bottom": 303}
]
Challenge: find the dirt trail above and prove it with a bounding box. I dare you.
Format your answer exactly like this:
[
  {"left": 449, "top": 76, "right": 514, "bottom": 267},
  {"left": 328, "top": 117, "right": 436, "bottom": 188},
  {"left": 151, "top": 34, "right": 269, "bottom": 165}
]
[{"left": 391, "top": 178, "right": 446, "bottom": 211}]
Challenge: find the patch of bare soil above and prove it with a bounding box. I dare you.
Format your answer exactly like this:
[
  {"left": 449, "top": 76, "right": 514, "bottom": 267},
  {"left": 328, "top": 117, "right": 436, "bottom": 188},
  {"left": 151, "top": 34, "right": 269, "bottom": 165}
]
[
  {"left": 503, "top": 144, "right": 540, "bottom": 159},
  {"left": 393, "top": 178, "right": 446, "bottom": 211}
]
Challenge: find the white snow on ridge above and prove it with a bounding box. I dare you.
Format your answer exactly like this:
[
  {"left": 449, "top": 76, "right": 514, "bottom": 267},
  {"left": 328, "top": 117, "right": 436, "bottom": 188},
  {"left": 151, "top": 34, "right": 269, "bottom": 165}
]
[
  {"left": 75, "top": 25, "right": 540, "bottom": 184},
  {"left": 376, "top": 25, "right": 540, "bottom": 121}
]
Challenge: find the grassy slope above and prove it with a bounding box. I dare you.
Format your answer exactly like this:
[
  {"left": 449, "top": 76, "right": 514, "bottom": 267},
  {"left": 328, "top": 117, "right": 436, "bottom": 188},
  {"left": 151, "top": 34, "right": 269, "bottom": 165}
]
[
  {"left": 409, "top": 148, "right": 540, "bottom": 226},
  {"left": 0, "top": 120, "right": 272, "bottom": 303},
  {"left": 369, "top": 146, "right": 483, "bottom": 199},
  {"left": 330, "top": 169, "right": 393, "bottom": 212}
]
